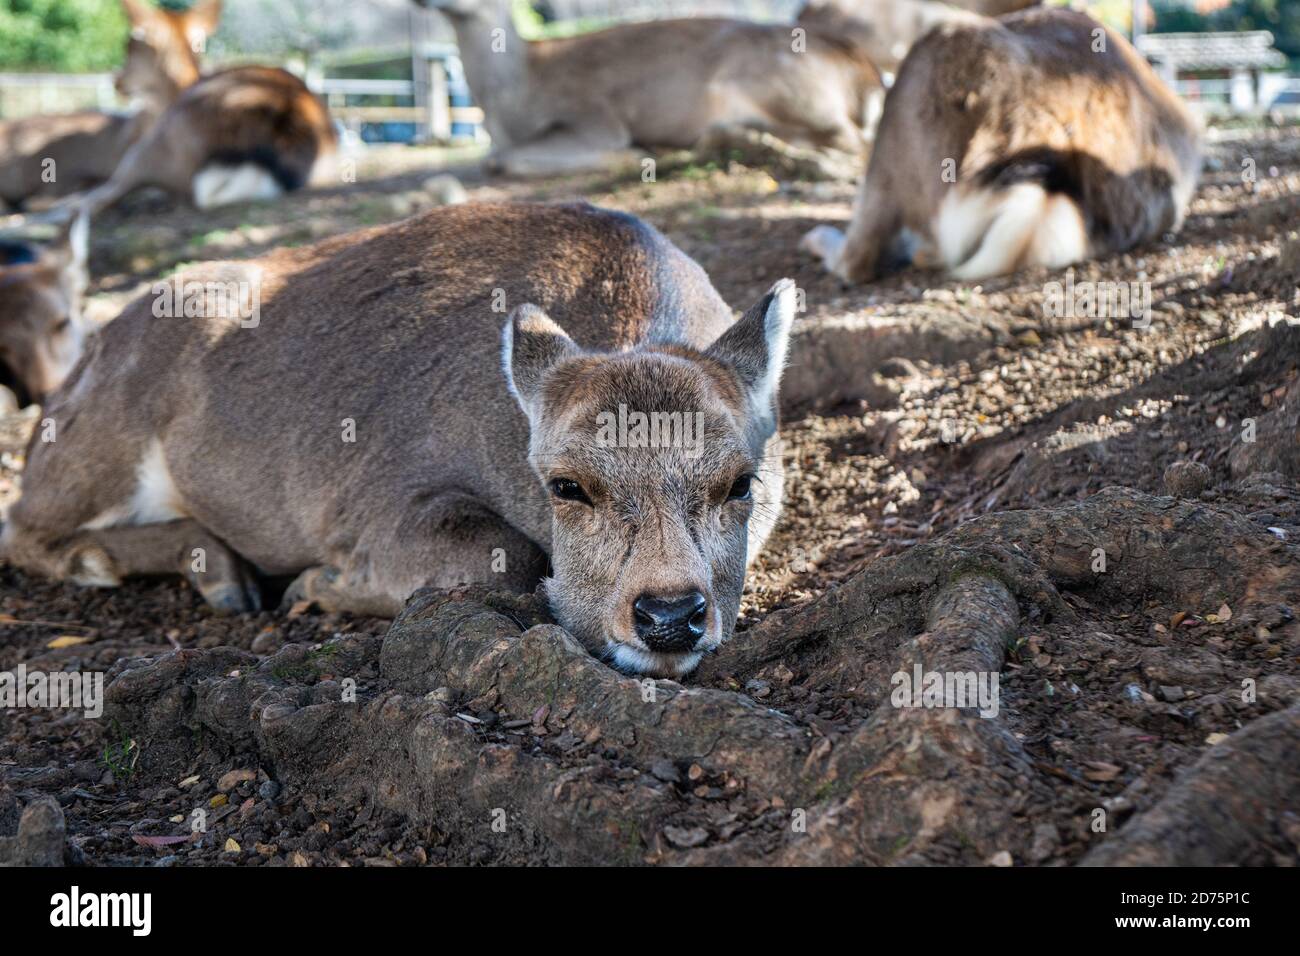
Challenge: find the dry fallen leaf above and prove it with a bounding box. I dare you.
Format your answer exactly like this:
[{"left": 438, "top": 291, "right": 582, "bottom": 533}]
[
  {"left": 47, "top": 634, "right": 92, "bottom": 649},
  {"left": 132, "top": 834, "right": 192, "bottom": 849},
  {"left": 217, "top": 768, "right": 256, "bottom": 792},
  {"left": 1083, "top": 761, "right": 1123, "bottom": 782},
  {"left": 224, "top": 837, "right": 241, "bottom": 853}
]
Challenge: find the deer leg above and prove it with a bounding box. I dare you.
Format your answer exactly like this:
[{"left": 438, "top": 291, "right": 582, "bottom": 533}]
[
  {"left": 803, "top": 172, "right": 903, "bottom": 284},
  {"left": 815, "top": 121, "right": 868, "bottom": 156},
  {"left": 492, "top": 111, "right": 636, "bottom": 178},
  {"left": 279, "top": 565, "right": 404, "bottom": 618},
  {"left": 69, "top": 123, "right": 199, "bottom": 218},
  {"left": 4, "top": 519, "right": 262, "bottom": 613},
  {"left": 283, "top": 497, "right": 548, "bottom": 617}
]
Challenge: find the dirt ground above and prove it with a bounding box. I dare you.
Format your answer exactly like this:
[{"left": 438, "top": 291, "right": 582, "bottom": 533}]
[{"left": 1, "top": 124, "right": 1298, "bottom": 866}]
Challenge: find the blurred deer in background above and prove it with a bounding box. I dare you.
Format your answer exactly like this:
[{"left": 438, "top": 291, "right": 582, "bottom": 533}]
[
  {"left": 795, "top": 0, "right": 1036, "bottom": 75},
  {"left": 67, "top": 0, "right": 338, "bottom": 216},
  {"left": 0, "top": 0, "right": 220, "bottom": 210},
  {"left": 802, "top": 8, "right": 1201, "bottom": 283},
  {"left": 0, "top": 213, "right": 90, "bottom": 409},
  {"left": 418, "top": 0, "right": 881, "bottom": 177}
]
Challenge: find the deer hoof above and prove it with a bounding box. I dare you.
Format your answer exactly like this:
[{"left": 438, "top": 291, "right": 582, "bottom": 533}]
[
  {"left": 66, "top": 545, "right": 121, "bottom": 588},
  {"left": 280, "top": 565, "right": 341, "bottom": 612}
]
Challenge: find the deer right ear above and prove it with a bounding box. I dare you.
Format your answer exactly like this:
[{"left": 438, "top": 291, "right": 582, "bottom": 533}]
[
  {"left": 705, "top": 278, "right": 797, "bottom": 416},
  {"left": 501, "top": 304, "right": 582, "bottom": 422}
]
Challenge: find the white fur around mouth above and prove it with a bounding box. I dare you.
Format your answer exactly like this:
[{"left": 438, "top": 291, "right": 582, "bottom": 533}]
[
  {"left": 602, "top": 608, "right": 727, "bottom": 678},
  {"left": 605, "top": 643, "right": 704, "bottom": 678}
]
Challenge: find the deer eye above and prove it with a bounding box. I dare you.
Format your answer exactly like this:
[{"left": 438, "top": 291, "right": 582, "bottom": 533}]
[
  {"left": 727, "top": 474, "right": 754, "bottom": 501},
  {"left": 549, "top": 478, "right": 592, "bottom": 505},
  {"left": 53, "top": 319, "right": 71, "bottom": 334}
]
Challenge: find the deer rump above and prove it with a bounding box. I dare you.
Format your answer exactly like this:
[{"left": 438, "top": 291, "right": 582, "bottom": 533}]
[
  {"left": 934, "top": 149, "right": 1188, "bottom": 281},
  {"left": 924, "top": 11, "right": 1199, "bottom": 279},
  {"left": 812, "top": 7, "right": 1202, "bottom": 285},
  {"left": 158, "top": 67, "right": 338, "bottom": 208}
]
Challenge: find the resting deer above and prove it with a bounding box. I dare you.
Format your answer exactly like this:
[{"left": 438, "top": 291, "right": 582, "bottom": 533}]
[
  {"left": 0, "top": 213, "right": 89, "bottom": 409},
  {"left": 0, "top": 0, "right": 219, "bottom": 210},
  {"left": 801, "top": 7, "right": 1201, "bottom": 283},
  {"left": 1, "top": 202, "right": 795, "bottom": 679},
  {"left": 37, "top": 0, "right": 338, "bottom": 218},
  {"left": 417, "top": 0, "right": 881, "bottom": 177},
  {"left": 796, "top": 0, "right": 1028, "bottom": 75}
]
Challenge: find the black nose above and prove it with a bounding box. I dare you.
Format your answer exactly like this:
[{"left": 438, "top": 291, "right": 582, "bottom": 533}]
[{"left": 632, "top": 592, "right": 708, "bottom": 653}]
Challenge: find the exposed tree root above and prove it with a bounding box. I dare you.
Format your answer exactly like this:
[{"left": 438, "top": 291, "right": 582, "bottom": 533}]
[
  {"left": 1082, "top": 700, "right": 1300, "bottom": 866},
  {"left": 1230, "top": 323, "right": 1300, "bottom": 481},
  {"left": 102, "top": 488, "right": 1300, "bottom": 864},
  {"left": 0, "top": 794, "right": 65, "bottom": 866}
]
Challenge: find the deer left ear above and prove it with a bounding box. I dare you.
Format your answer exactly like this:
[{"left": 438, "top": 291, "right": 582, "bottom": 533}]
[
  {"left": 501, "top": 304, "right": 584, "bottom": 424},
  {"left": 705, "top": 279, "right": 797, "bottom": 414},
  {"left": 48, "top": 210, "right": 89, "bottom": 305}
]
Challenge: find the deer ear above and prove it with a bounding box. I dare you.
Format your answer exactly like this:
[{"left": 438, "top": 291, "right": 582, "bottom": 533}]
[
  {"left": 501, "top": 304, "right": 583, "bottom": 422},
  {"left": 185, "top": 0, "right": 222, "bottom": 43},
  {"left": 48, "top": 210, "right": 89, "bottom": 305},
  {"left": 705, "top": 278, "right": 797, "bottom": 414}
]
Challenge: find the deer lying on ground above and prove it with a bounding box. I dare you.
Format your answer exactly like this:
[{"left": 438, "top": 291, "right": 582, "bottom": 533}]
[
  {"left": 24, "top": 0, "right": 338, "bottom": 219},
  {"left": 0, "top": 0, "right": 219, "bottom": 210},
  {"left": 801, "top": 7, "right": 1201, "bottom": 283},
  {"left": 1, "top": 202, "right": 795, "bottom": 679},
  {"left": 796, "top": 0, "right": 1032, "bottom": 75},
  {"left": 0, "top": 213, "right": 89, "bottom": 409},
  {"left": 417, "top": 0, "right": 881, "bottom": 177}
]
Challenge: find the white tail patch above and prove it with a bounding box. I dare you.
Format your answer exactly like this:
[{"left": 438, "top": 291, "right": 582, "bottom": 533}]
[
  {"left": 1027, "top": 193, "right": 1090, "bottom": 271},
  {"left": 935, "top": 184, "right": 1088, "bottom": 281},
  {"left": 192, "top": 163, "right": 284, "bottom": 210},
  {"left": 79, "top": 438, "right": 184, "bottom": 531}
]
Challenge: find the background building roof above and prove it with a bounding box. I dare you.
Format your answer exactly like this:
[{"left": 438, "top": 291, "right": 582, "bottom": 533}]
[{"left": 1138, "top": 30, "right": 1288, "bottom": 70}]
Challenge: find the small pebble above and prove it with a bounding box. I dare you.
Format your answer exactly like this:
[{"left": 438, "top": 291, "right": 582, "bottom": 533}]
[{"left": 1163, "top": 460, "right": 1210, "bottom": 498}]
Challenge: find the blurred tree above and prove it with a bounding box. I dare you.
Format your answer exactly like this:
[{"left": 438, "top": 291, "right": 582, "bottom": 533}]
[
  {"left": 210, "top": 0, "right": 359, "bottom": 63},
  {"left": 1080, "top": 0, "right": 1139, "bottom": 32},
  {"left": 1152, "top": 0, "right": 1300, "bottom": 62},
  {"left": 0, "top": 0, "right": 128, "bottom": 70}
]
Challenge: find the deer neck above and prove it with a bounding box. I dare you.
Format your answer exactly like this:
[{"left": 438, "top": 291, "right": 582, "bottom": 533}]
[
  {"left": 446, "top": 5, "right": 531, "bottom": 138},
  {"left": 127, "top": 52, "right": 200, "bottom": 117},
  {"left": 162, "top": 52, "right": 202, "bottom": 101}
]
